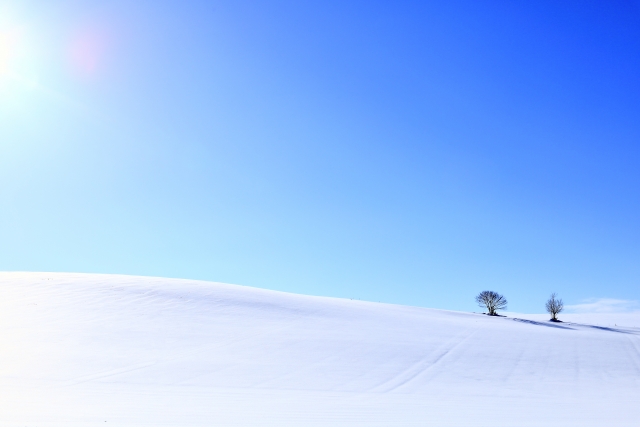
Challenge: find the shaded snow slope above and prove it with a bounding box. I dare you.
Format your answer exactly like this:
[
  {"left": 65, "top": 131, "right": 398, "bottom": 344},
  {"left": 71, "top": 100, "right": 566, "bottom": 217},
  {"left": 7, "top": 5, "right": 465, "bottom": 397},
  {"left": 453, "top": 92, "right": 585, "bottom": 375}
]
[{"left": 1, "top": 272, "right": 639, "bottom": 426}]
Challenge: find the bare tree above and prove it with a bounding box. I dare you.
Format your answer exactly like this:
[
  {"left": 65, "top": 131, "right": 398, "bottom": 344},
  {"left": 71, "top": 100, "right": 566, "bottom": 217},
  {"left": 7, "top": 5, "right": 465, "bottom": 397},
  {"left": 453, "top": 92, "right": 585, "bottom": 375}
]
[
  {"left": 475, "top": 291, "right": 507, "bottom": 316},
  {"left": 545, "top": 293, "right": 564, "bottom": 321}
]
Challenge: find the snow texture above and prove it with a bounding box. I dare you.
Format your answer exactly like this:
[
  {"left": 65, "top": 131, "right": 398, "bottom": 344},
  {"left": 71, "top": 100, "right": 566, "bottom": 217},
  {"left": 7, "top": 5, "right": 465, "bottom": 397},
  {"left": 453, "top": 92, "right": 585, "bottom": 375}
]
[{"left": 1, "top": 272, "right": 639, "bottom": 426}]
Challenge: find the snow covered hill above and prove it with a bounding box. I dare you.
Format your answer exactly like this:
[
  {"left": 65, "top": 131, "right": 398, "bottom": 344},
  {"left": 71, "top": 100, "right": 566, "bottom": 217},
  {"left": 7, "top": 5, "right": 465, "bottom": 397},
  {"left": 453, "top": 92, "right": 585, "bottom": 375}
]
[{"left": 1, "top": 272, "right": 639, "bottom": 426}]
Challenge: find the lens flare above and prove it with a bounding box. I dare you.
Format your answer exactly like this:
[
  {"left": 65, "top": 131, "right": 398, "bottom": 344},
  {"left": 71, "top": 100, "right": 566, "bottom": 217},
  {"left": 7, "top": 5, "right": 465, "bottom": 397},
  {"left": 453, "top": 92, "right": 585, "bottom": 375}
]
[{"left": 69, "top": 28, "right": 108, "bottom": 78}]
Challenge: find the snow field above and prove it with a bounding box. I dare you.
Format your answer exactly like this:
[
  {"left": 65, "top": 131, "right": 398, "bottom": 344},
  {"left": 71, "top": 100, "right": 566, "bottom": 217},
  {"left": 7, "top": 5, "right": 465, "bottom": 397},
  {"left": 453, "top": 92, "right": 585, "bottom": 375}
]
[{"left": 1, "top": 272, "right": 639, "bottom": 426}]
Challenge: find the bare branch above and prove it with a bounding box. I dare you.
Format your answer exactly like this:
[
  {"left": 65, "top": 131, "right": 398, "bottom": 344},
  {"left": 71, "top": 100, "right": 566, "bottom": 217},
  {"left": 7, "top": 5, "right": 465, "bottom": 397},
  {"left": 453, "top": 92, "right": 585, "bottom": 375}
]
[
  {"left": 545, "top": 293, "right": 564, "bottom": 321},
  {"left": 475, "top": 291, "right": 507, "bottom": 316}
]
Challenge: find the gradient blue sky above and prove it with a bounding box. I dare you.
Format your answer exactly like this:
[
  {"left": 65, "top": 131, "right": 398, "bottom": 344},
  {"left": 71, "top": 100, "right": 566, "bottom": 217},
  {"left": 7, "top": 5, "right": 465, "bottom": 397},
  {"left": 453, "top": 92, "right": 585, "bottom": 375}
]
[{"left": 1, "top": 0, "right": 639, "bottom": 313}]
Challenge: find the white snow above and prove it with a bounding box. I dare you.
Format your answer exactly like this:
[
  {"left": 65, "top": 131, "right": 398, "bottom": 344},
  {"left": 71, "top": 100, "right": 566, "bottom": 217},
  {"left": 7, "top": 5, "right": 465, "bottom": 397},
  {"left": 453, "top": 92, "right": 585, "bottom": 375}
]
[{"left": 1, "top": 272, "right": 639, "bottom": 426}]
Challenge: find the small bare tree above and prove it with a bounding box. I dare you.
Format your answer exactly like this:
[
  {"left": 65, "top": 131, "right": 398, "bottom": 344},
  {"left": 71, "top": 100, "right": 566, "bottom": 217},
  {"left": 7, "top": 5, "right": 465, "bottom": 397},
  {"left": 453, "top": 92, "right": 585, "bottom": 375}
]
[
  {"left": 475, "top": 291, "right": 507, "bottom": 316},
  {"left": 545, "top": 293, "right": 564, "bottom": 321}
]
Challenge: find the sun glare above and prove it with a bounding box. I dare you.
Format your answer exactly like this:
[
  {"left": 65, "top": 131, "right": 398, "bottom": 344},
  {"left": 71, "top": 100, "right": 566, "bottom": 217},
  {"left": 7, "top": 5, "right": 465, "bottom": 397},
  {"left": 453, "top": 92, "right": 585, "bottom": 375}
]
[
  {"left": 0, "top": 18, "right": 41, "bottom": 109},
  {"left": 0, "top": 29, "right": 19, "bottom": 77}
]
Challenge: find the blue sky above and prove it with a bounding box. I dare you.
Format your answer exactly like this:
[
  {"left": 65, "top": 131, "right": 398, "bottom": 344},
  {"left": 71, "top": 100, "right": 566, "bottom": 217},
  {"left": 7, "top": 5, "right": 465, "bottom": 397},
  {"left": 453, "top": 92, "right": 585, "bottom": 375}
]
[{"left": 1, "top": 0, "right": 639, "bottom": 313}]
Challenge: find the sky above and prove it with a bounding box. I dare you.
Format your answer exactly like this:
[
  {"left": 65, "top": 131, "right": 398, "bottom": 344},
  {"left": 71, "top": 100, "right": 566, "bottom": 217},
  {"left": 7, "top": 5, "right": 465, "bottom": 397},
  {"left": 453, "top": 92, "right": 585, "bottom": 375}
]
[{"left": 0, "top": 0, "right": 639, "bottom": 313}]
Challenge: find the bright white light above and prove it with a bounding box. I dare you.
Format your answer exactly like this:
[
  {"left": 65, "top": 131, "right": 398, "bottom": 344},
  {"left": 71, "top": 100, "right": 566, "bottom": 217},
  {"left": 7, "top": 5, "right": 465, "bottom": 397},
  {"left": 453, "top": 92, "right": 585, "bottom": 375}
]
[
  {"left": 0, "top": 26, "right": 24, "bottom": 80},
  {"left": 0, "top": 30, "right": 16, "bottom": 75},
  {"left": 0, "top": 12, "right": 41, "bottom": 110}
]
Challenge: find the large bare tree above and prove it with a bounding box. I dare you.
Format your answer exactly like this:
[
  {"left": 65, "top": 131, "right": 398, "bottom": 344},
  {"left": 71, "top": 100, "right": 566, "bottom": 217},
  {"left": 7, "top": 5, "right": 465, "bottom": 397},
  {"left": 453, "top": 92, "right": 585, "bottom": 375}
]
[
  {"left": 475, "top": 291, "right": 507, "bottom": 316},
  {"left": 545, "top": 293, "right": 564, "bottom": 321}
]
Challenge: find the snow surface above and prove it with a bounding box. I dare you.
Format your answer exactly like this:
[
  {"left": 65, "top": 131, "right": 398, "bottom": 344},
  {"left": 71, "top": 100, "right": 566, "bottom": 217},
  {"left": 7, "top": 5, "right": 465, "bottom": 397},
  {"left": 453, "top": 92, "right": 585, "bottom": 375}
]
[{"left": 1, "top": 272, "right": 639, "bottom": 426}]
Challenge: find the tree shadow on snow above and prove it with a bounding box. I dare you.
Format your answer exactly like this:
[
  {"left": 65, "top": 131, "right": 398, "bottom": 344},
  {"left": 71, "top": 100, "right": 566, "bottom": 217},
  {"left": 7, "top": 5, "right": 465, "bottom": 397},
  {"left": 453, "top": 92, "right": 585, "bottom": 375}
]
[
  {"left": 580, "top": 324, "right": 636, "bottom": 335},
  {"left": 511, "top": 318, "right": 638, "bottom": 334},
  {"left": 511, "top": 318, "right": 576, "bottom": 330}
]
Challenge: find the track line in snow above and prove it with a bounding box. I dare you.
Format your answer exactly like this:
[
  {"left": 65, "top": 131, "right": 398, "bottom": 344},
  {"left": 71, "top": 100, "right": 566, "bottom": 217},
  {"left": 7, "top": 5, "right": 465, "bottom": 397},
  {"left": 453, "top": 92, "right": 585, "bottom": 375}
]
[
  {"left": 370, "top": 326, "right": 479, "bottom": 393},
  {"left": 62, "top": 362, "right": 159, "bottom": 386}
]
